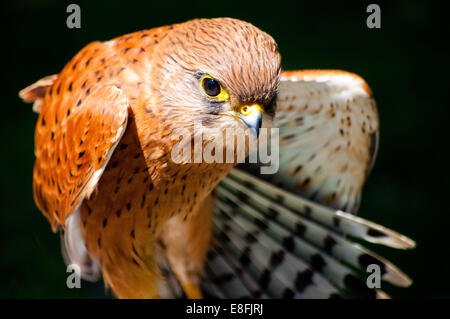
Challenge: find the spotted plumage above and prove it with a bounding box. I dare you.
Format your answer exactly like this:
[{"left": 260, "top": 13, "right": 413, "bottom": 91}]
[
  {"left": 19, "top": 18, "right": 414, "bottom": 299},
  {"left": 274, "top": 70, "right": 379, "bottom": 214}
]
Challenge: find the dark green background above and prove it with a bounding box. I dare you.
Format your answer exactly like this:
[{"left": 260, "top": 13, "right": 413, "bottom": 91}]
[{"left": 1, "top": 0, "right": 448, "bottom": 298}]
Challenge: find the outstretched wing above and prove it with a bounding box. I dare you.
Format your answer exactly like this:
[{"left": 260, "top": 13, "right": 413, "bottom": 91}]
[
  {"left": 21, "top": 78, "right": 129, "bottom": 231},
  {"left": 207, "top": 169, "right": 414, "bottom": 299},
  {"left": 271, "top": 70, "right": 379, "bottom": 214},
  {"left": 201, "top": 70, "right": 414, "bottom": 299}
]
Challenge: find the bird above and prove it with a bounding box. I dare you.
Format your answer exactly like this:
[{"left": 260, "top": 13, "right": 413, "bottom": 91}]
[{"left": 19, "top": 17, "right": 415, "bottom": 299}]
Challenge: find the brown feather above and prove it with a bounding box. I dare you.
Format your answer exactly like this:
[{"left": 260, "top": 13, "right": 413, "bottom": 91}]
[{"left": 21, "top": 18, "right": 281, "bottom": 298}]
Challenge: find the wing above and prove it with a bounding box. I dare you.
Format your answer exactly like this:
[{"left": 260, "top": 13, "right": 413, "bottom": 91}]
[
  {"left": 26, "top": 80, "right": 129, "bottom": 231},
  {"left": 271, "top": 70, "right": 379, "bottom": 214},
  {"left": 19, "top": 74, "right": 58, "bottom": 113},
  {"left": 202, "top": 70, "right": 414, "bottom": 299},
  {"left": 206, "top": 169, "right": 414, "bottom": 299}
]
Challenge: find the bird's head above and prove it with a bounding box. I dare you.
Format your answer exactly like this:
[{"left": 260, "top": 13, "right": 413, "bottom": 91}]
[{"left": 151, "top": 18, "right": 281, "bottom": 163}]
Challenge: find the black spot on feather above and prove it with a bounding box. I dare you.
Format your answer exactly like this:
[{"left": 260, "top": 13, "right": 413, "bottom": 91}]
[{"left": 295, "top": 269, "right": 313, "bottom": 292}]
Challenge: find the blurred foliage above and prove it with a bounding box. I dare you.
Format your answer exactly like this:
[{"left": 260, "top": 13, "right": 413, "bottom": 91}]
[{"left": 0, "top": 0, "right": 448, "bottom": 298}]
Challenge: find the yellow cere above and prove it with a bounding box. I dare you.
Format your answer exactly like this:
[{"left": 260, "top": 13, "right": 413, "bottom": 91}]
[{"left": 240, "top": 104, "right": 262, "bottom": 116}]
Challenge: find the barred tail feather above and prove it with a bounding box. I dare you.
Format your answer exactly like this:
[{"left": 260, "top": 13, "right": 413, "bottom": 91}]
[
  {"left": 204, "top": 247, "right": 259, "bottom": 298},
  {"left": 204, "top": 168, "right": 414, "bottom": 298},
  {"left": 212, "top": 213, "right": 341, "bottom": 298},
  {"left": 156, "top": 250, "right": 184, "bottom": 299},
  {"left": 228, "top": 169, "right": 415, "bottom": 250}
]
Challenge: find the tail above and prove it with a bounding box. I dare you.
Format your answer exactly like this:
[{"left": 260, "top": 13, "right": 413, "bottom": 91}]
[
  {"left": 201, "top": 168, "right": 415, "bottom": 299},
  {"left": 61, "top": 208, "right": 101, "bottom": 282}
]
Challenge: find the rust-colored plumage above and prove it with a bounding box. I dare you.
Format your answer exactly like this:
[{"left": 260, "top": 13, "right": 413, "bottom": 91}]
[
  {"left": 21, "top": 18, "right": 281, "bottom": 298},
  {"left": 20, "top": 18, "right": 415, "bottom": 299}
]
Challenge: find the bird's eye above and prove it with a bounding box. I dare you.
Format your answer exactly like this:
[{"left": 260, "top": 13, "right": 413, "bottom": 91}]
[
  {"left": 201, "top": 76, "right": 221, "bottom": 97},
  {"left": 200, "top": 76, "right": 229, "bottom": 101}
]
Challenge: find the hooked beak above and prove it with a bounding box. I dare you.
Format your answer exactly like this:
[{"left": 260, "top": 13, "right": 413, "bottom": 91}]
[{"left": 220, "top": 104, "right": 263, "bottom": 138}]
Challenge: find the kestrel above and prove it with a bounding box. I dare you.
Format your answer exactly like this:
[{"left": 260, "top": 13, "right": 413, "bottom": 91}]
[{"left": 19, "top": 18, "right": 414, "bottom": 299}]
